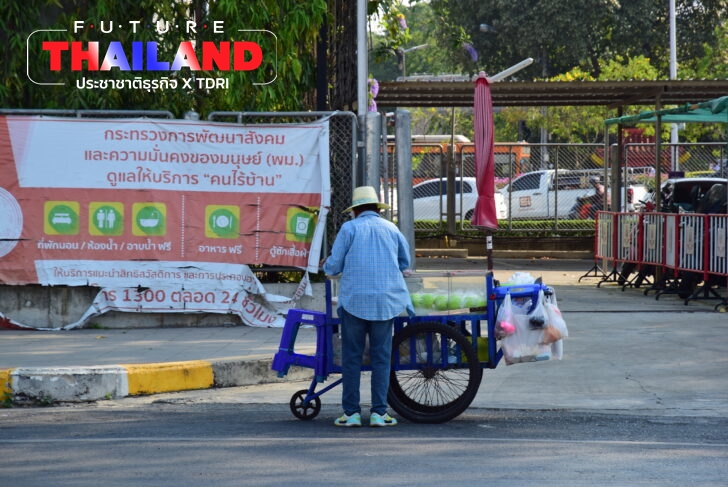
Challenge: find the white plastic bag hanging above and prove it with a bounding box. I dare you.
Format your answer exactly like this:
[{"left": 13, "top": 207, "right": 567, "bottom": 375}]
[
  {"left": 495, "top": 293, "right": 516, "bottom": 339},
  {"left": 543, "top": 291, "right": 568, "bottom": 359},
  {"left": 500, "top": 290, "right": 552, "bottom": 365}
]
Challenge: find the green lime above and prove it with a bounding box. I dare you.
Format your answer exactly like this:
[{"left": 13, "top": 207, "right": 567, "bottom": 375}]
[
  {"left": 447, "top": 295, "right": 463, "bottom": 310},
  {"left": 420, "top": 294, "right": 435, "bottom": 309},
  {"left": 434, "top": 295, "right": 448, "bottom": 311}
]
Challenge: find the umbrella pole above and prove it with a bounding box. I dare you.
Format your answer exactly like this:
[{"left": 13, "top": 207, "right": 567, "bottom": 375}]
[{"left": 486, "top": 231, "right": 493, "bottom": 271}]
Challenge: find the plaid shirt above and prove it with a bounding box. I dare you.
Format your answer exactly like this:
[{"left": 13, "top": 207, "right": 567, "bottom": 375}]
[{"left": 323, "top": 211, "right": 413, "bottom": 320}]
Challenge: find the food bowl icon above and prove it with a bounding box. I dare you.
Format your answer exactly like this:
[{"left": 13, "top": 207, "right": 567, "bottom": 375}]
[
  {"left": 139, "top": 217, "right": 160, "bottom": 227},
  {"left": 138, "top": 209, "right": 161, "bottom": 228}
]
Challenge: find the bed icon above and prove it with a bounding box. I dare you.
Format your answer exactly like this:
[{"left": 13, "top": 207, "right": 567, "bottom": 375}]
[{"left": 51, "top": 213, "right": 72, "bottom": 224}]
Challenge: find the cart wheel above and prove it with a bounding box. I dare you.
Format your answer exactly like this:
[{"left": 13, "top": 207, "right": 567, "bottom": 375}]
[
  {"left": 388, "top": 321, "right": 483, "bottom": 423},
  {"left": 289, "top": 389, "right": 321, "bottom": 420}
]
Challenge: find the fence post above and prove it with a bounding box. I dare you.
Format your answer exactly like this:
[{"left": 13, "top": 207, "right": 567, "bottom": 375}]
[
  {"left": 363, "top": 111, "right": 382, "bottom": 190},
  {"left": 395, "top": 109, "right": 416, "bottom": 270}
]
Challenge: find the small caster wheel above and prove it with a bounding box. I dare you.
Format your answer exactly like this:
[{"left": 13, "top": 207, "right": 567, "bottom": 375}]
[{"left": 290, "top": 389, "right": 321, "bottom": 420}]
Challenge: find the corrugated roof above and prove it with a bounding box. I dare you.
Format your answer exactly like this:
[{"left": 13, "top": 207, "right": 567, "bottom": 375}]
[{"left": 376, "top": 79, "right": 728, "bottom": 109}]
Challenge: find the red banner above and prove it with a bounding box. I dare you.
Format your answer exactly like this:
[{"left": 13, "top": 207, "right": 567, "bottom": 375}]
[{"left": 0, "top": 116, "right": 330, "bottom": 287}]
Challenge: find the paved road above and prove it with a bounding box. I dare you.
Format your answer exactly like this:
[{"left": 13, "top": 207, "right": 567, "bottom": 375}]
[{"left": 2, "top": 401, "right": 727, "bottom": 487}]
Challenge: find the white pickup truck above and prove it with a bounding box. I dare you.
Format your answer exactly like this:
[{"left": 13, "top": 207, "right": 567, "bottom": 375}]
[{"left": 500, "top": 170, "right": 647, "bottom": 219}]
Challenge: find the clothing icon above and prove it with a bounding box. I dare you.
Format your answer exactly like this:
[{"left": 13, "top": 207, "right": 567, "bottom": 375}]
[{"left": 285, "top": 207, "right": 316, "bottom": 243}]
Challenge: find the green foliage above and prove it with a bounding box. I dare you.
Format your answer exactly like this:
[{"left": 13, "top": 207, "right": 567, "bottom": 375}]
[
  {"left": 369, "top": 0, "right": 484, "bottom": 82},
  {"left": 413, "top": 219, "right": 595, "bottom": 238},
  {"left": 498, "top": 56, "right": 671, "bottom": 144},
  {"left": 431, "top": 0, "right": 727, "bottom": 80},
  {"left": 1, "top": 391, "right": 12, "bottom": 408}
]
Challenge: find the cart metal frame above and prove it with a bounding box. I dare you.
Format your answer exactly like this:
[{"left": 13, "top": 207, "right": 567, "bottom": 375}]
[{"left": 272, "top": 271, "right": 551, "bottom": 423}]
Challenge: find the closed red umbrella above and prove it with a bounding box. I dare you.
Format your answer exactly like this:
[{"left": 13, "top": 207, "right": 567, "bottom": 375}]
[{"left": 471, "top": 71, "right": 498, "bottom": 230}]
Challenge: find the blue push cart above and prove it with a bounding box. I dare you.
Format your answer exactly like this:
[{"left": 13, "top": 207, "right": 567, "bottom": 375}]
[{"left": 271, "top": 271, "right": 552, "bottom": 423}]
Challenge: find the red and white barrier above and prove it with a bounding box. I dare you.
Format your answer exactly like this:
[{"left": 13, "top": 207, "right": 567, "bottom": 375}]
[
  {"left": 616, "top": 213, "right": 640, "bottom": 266},
  {"left": 591, "top": 210, "right": 727, "bottom": 307},
  {"left": 708, "top": 215, "right": 728, "bottom": 277},
  {"left": 641, "top": 213, "right": 664, "bottom": 268},
  {"left": 594, "top": 211, "right": 616, "bottom": 270}
]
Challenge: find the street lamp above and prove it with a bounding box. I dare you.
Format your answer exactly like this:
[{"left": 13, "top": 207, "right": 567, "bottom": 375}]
[
  {"left": 669, "top": 0, "right": 679, "bottom": 171},
  {"left": 396, "top": 43, "right": 429, "bottom": 78}
]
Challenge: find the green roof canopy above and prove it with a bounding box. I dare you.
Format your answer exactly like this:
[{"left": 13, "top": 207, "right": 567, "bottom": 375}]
[{"left": 605, "top": 96, "right": 728, "bottom": 125}]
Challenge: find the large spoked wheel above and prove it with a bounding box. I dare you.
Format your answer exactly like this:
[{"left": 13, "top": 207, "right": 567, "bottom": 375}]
[
  {"left": 388, "top": 321, "right": 483, "bottom": 423},
  {"left": 289, "top": 389, "right": 321, "bottom": 420}
]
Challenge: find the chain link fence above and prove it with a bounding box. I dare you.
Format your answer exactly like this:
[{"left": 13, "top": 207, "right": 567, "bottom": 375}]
[
  {"left": 624, "top": 142, "right": 727, "bottom": 177},
  {"left": 384, "top": 140, "right": 727, "bottom": 237}
]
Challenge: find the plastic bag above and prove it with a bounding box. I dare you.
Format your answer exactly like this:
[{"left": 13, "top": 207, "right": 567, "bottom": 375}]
[
  {"left": 501, "top": 317, "right": 551, "bottom": 364},
  {"left": 542, "top": 292, "right": 568, "bottom": 359},
  {"left": 544, "top": 292, "right": 568, "bottom": 337},
  {"left": 495, "top": 293, "right": 516, "bottom": 339},
  {"left": 504, "top": 272, "right": 536, "bottom": 285},
  {"left": 500, "top": 290, "right": 552, "bottom": 364},
  {"left": 527, "top": 290, "right": 547, "bottom": 330}
]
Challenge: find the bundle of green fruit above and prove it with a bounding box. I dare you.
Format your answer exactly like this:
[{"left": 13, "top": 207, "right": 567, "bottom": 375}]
[{"left": 410, "top": 291, "right": 486, "bottom": 312}]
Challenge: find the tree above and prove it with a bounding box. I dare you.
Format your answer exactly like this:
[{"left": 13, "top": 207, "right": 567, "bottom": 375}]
[{"left": 430, "top": 0, "right": 727, "bottom": 79}]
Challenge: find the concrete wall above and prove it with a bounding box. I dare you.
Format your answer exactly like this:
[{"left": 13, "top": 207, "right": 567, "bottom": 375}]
[{"left": 0, "top": 282, "right": 328, "bottom": 329}]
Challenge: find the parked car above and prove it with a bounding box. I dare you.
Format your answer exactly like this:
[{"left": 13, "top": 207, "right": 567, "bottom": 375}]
[
  {"left": 412, "top": 177, "right": 507, "bottom": 221},
  {"left": 642, "top": 177, "right": 727, "bottom": 213},
  {"left": 500, "top": 169, "right": 648, "bottom": 219}
]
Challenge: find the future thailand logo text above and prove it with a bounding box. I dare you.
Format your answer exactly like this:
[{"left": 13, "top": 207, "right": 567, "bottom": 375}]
[{"left": 27, "top": 20, "right": 277, "bottom": 90}]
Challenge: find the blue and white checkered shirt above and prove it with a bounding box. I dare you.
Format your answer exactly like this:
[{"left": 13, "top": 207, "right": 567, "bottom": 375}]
[{"left": 323, "top": 211, "right": 413, "bottom": 320}]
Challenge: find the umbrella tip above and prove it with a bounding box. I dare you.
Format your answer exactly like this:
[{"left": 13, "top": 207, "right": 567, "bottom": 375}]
[{"left": 478, "top": 71, "right": 487, "bottom": 78}]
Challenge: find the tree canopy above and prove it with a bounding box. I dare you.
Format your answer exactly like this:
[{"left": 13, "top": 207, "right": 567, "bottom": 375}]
[
  {"left": 429, "top": 0, "right": 728, "bottom": 79},
  {"left": 3, "top": 0, "right": 726, "bottom": 140},
  {"left": 367, "top": 0, "right": 728, "bottom": 144}
]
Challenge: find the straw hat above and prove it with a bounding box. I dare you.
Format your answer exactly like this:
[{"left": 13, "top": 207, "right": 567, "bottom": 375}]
[{"left": 343, "top": 186, "right": 391, "bottom": 213}]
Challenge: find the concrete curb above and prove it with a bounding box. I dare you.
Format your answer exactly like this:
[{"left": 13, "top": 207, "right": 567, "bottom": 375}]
[{"left": 1, "top": 358, "right": 312, "bottom": 405}]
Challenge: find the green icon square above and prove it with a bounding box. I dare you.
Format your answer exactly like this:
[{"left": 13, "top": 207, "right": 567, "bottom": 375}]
[
  {"left": 133, "top": 203, "right": 166, "bottom": 236},
  {"left": 286, "top": 207, "right": 316, "bottom": 243},
  {"left": 205, "top": 205, "right": 239, "bottom": 239},
  {"left": 89, "top": 202, "right": 124, "bottom": 236}
]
